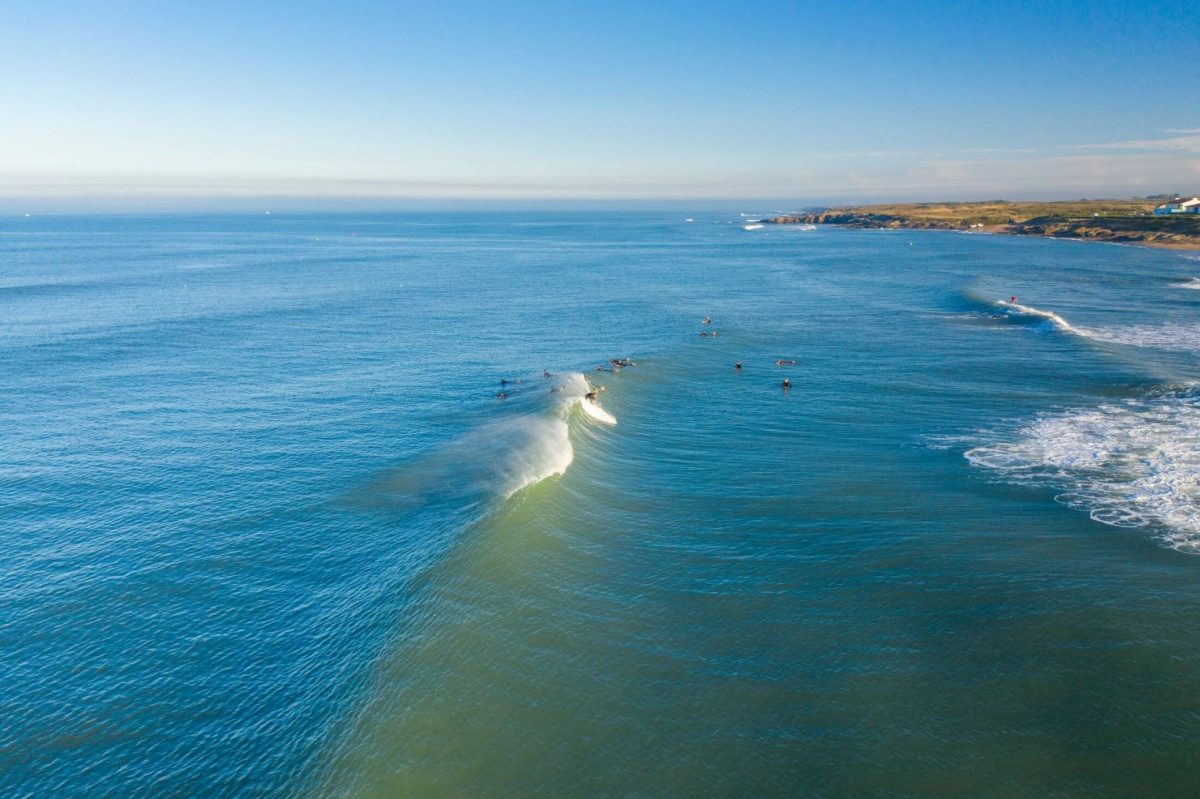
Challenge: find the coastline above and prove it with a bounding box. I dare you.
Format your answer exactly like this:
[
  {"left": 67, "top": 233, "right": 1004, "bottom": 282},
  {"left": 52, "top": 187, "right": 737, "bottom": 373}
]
[{"left": 762, "top": 200, "right": 1200, "bottom": 252}]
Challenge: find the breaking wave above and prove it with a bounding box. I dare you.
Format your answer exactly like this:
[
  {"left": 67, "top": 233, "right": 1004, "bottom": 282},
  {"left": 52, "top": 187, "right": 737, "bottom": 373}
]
[
  {"left": 995, "top": 299, "right": 1082, "bottom": 334},
  {"left": 966, "top": 290, "right": 1200, "bottom": 352},
  {"left": 357, "top": 371, "right": 615, "bottom": 508},
  {"left": 963, "top": 385, "right": 1200, "bottom": 553}
]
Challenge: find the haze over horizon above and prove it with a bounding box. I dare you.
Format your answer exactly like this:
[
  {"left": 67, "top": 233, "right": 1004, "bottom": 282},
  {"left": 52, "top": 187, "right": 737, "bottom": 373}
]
[{"left": 4, "top": 0, "right": 1198, "bottom": 211}]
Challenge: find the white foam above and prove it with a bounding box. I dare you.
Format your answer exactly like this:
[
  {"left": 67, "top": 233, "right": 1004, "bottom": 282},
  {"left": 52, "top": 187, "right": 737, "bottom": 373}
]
[
  {"left": 743, "top": 223, "right": 764, "bottom": 231},
  {"left": 1071, "top": 323, "right": 1200, "bottom": 352},
  {"left": 1173, "top": 277, "right": 1200, "bottom": 290},
  {"left": 579, "top": 397, "right": 617, "bottom": 425},
  {"left": 996, "top": 300, "right": 1082, "bottom": 335},
  {"left": 963, "top": 386, "right": 1200, "bottom": 553},
  {"left": 556, "top": 371, "right": 617, "bottom": 425}
]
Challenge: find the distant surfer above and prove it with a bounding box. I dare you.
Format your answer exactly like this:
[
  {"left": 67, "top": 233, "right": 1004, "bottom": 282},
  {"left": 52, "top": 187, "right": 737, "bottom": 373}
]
[
  {"left": 735, "top": 361, "right": 742, "bottom": 370},
  {"left": 776, "top": 359, "right": 796, "bottom": 366},
  {"left": 584, "top": 390, "right": 598, "bottom": 402},
  {"left": 702, "top": 316, "right": 711, "bottom": 325},
  {"left": 781, "top": 378, "right": 792, "bottom": 389},
  {"left": 496, "top": 391, "right": 509, "bottom": 399},
  {"left": 543, "top": 370, "right": 552, "bottom": 379},
  {"left": 1010, "top": 295, "right": 1017, "bottom": 304}
]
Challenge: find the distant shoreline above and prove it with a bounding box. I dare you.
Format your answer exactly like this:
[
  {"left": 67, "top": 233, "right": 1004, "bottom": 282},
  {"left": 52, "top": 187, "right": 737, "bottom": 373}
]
[{"left": 761, "top": 199, "right": 1200, "bottom": 252}]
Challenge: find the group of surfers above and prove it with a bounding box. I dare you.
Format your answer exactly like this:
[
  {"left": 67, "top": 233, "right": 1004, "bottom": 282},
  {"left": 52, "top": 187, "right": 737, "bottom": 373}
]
[
  {"left": 498, "top": 314, "right": 805, "bottom": 398},
  {"left": 496, "top": 361, "right": 633, "bottom": 400},
  {"left": 731, "top": 359, "right": 797, "bottom": 389},
  {"left": 706, "top": 317, "right": 797, "bottom": 389}
]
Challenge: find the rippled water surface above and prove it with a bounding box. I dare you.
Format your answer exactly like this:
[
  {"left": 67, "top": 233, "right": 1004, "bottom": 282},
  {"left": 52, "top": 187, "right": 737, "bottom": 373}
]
[{"left": 4, "top": 214, "right": 1200, "bottom": 797}]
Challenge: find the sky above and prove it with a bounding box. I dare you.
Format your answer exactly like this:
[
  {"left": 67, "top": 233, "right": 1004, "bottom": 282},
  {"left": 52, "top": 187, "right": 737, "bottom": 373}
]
[{"left": 1, "top": 0, "right": 1198, "bottom": 210}]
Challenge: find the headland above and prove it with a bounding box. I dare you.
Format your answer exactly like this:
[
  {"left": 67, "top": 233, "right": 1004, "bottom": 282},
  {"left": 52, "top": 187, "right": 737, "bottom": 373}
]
[{"left": 762, "top": 199, "right": 1200, "bottom": 250}]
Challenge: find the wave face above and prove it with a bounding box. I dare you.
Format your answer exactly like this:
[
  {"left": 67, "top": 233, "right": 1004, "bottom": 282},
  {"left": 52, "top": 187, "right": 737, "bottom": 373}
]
[
  {"left": 965, "top": 386, "right": 1200, "bottom": 552},
  {"left": 1173, "top": 277, "right": 1200, "bottom": 290}
]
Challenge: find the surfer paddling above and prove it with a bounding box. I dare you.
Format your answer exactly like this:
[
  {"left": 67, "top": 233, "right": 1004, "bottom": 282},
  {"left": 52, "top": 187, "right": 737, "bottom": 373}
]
[
  {"left": 775, "top": 359, "right": 796, "bottom": 366},
  {"left": 781, "top": 378, "right": 792, "bottom": 390}
]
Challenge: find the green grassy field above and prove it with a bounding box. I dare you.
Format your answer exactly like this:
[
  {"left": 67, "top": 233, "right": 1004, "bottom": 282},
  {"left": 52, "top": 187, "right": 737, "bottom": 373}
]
[{"left": 836, "top": 199, "right": 1160, "bottom": 226}]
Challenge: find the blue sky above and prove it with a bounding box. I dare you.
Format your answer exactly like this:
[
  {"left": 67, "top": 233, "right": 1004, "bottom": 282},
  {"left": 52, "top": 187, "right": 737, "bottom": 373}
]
[{"left": 2, "top": 0, "right": 1198, "bottom": 208}]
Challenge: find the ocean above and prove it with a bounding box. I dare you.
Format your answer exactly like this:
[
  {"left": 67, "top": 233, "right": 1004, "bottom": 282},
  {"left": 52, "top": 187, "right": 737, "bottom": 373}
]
[{"left": 3, "top": 213, "right": 1200, "bottom": 797}]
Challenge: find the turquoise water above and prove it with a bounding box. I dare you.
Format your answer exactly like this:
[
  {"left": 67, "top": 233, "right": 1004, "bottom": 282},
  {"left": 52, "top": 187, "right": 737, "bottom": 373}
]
[{"left": 4, "top": 214, "right": 1200, "bottom": 797}]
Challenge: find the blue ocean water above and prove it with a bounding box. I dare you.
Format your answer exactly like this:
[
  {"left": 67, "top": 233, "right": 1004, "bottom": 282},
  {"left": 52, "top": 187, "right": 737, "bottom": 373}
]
[{"left": 3, "top": 213, "right": 1200, "bottom": 797}]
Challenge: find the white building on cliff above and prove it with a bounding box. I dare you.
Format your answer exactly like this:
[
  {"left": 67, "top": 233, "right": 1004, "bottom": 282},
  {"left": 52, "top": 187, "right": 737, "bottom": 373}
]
[{"left": 1154, "top": 197, "right": 1200, "bottom": 215}]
